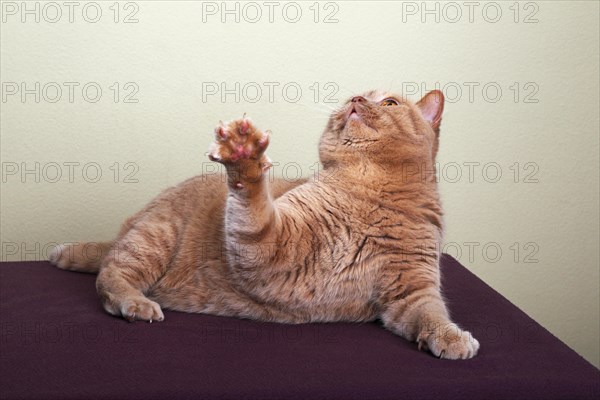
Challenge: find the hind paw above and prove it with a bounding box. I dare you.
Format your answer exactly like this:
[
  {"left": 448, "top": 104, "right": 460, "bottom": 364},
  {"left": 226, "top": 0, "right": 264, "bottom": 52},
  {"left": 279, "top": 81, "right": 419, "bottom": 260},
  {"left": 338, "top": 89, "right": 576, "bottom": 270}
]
[
  {"left": 49, "top": 244, "right": 72, "bottom": 269},
  {"left": 49, "top": 243, "right": 89, "bottom": 271}
]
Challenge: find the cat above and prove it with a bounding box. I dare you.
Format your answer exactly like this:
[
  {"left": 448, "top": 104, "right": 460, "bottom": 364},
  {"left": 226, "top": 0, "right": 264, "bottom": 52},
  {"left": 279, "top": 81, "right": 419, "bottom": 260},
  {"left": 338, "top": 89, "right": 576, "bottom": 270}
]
[{"left": 50, "top": 89, "right": 480, "bottom": 360}]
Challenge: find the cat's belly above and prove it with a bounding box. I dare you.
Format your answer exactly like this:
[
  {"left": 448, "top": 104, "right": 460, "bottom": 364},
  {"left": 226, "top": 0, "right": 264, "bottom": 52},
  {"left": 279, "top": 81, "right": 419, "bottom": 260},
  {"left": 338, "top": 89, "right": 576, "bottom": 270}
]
[
  {"left": 224, "top": 259, "right": 379, "bottom": 323},
  {"left": 149, "top": 255, "right": 378, "bottom": 323}
]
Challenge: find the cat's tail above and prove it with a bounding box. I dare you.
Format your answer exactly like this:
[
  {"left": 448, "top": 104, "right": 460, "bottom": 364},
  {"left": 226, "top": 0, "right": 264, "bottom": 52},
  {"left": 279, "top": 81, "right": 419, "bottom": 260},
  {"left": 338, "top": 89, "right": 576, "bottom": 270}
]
[{"left": 48, "top": 241, "right": 112, "bottom": 274}]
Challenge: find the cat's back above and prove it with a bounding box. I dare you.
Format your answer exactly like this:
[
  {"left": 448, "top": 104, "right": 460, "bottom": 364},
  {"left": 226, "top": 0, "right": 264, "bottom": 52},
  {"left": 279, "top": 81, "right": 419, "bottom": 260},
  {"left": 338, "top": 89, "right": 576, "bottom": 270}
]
[{"left": 126, "top": 173, "right": 305, "bottom": 227}]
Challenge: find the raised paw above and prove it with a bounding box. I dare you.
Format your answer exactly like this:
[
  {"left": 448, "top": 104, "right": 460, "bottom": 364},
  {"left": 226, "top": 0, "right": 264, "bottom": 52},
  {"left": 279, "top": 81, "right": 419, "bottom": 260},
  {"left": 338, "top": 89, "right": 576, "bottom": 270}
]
[
  {"left": 120, "top": 296, "right": 165, "bottom": 323},
  {"left": 207, "top": 116, "right": 271, "bottom": 166},
  {"left": 417, "top": 323, "right": 480, "bottom": 360}
]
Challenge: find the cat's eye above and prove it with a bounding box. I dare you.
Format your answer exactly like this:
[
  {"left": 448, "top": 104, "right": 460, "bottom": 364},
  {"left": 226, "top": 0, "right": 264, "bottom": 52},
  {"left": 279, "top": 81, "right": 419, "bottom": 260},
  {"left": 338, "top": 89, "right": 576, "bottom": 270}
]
[{"left": 381, "top": 98, "right": 400, "bottom": 106}]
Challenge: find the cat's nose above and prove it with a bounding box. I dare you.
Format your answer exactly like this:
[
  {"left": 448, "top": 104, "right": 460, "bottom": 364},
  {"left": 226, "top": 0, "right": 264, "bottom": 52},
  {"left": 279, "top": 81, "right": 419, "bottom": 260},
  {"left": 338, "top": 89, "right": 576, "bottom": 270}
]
[{"left": 351, "top": 96, "right": 366, "bottom": 103}]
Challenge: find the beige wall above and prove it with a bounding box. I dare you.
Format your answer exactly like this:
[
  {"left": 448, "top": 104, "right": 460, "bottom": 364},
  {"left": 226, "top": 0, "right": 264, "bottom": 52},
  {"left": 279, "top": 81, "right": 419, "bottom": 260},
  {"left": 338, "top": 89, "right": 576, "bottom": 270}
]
[{"left": 1, "top": 1, "right": 598, "bottom": 367}]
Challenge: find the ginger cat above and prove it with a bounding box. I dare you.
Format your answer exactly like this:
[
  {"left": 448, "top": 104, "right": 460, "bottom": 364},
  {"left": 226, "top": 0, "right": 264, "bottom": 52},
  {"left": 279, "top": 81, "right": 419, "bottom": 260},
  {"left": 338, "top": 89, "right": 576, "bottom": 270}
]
[{"left": 50, "top": 90, "right": 480, "bottom": 359}]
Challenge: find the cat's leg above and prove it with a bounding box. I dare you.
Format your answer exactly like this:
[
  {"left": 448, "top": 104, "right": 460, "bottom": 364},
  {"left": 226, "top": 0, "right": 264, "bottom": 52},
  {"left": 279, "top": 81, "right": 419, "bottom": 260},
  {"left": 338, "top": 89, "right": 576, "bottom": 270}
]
[
  {"left": 378, "top": 262, "right": 480, "bottom": 359},
  {"left": 207, "top": 117, "right": 278, "bottom": 266},
  {"left": 96, "top": 217, "right": 179, "bottom": 322}
]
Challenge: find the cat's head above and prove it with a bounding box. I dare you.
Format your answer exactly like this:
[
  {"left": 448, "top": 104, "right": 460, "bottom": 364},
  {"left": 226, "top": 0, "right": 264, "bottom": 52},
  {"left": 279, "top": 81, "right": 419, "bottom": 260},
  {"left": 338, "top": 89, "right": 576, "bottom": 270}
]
[{"left": 319, "top": 90, "right": 444, "bottom": 171}]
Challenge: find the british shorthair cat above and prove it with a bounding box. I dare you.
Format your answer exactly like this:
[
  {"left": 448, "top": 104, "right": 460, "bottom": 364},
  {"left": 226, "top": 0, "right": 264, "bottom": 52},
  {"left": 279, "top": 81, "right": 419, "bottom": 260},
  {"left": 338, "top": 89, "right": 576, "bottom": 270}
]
[{"left": 50, "top": 90, "right": 479, "bottom": 359}]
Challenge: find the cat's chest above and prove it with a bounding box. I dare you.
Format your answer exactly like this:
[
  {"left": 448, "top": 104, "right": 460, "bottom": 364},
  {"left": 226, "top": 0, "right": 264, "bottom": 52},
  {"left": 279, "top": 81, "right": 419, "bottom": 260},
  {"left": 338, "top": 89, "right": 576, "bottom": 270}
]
[{"left": 336, "top": 199, "right": 441, "bottom": 267}]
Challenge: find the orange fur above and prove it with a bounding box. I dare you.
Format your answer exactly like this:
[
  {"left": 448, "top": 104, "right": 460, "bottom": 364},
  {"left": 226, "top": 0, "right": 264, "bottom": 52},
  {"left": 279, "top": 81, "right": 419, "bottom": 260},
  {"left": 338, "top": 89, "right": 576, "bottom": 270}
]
[{"left": 50, "top": 90, "right": 479, "bottom": 359}]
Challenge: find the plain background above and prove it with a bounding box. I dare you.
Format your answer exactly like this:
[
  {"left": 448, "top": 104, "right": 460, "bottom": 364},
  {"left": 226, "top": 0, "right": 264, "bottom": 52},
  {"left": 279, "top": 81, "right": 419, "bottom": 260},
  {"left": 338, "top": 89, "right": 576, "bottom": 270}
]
[{"left": 1, "top": 1, "right": 598, "bottom": 368}]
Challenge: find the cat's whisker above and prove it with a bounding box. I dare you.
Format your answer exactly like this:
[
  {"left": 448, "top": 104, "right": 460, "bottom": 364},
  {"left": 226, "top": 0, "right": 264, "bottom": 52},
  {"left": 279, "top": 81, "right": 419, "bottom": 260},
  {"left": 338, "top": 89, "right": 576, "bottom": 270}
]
[
  {"left": 332, "top": 83, "right": 358, "bottom": 99},
  {"left": 292, "top": 102, "right": 338, "bottom": 115},
  {"left": 294, "top": 100, "right": 338, "bottom": 110}
]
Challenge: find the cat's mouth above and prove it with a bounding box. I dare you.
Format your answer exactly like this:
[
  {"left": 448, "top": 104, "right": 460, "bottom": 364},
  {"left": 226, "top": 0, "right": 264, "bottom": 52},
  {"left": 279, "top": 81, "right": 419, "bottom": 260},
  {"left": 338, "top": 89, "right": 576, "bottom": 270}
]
[
  {"left": 346, "top": 104, "right": 362, "bottom": 121},
  {"left": 341, "top": 104, "right": 380, "bottom": 135}
]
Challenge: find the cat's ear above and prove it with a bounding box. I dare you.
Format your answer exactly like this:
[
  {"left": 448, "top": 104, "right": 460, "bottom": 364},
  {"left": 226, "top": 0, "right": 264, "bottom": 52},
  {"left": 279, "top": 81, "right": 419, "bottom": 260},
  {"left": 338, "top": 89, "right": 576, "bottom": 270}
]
[{"left": 417, "top": 90, "right": 444, "bottom": 131}]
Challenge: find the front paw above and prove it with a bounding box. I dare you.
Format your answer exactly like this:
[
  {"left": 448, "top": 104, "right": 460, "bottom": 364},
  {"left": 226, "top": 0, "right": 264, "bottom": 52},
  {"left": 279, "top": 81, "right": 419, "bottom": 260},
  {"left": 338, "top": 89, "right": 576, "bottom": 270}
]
[
  {"left": 119, "top": 296, "right": 165, "bottom": 323},
  {"left": 207, "top": 116, "right": 271, "bottom": 168},
  {"left": 418, "top": 323, "right": 480, "bottom": 360}
]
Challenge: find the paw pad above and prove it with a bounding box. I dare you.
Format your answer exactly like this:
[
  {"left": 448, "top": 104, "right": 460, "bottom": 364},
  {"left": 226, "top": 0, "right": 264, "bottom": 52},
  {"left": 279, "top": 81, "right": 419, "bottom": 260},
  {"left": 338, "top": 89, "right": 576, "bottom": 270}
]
[{"left": 207, "top": 116, "right": 270, "bottom": 164}]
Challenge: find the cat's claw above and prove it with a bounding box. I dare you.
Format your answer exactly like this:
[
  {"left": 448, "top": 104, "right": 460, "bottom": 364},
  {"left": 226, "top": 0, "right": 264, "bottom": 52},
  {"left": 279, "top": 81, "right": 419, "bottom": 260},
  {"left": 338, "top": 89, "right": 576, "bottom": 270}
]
[
  {"left": 259, "top": 130, "right": 270, "bottom": 149},
  {"left": 120, "top": 296, "right": 165, "bottom": 323},
  {"left": 216, "top": 126, "right": 228, "bottom": 140},
  {"left": 241, "top": 117, "right": 250, "bottom": 135}
]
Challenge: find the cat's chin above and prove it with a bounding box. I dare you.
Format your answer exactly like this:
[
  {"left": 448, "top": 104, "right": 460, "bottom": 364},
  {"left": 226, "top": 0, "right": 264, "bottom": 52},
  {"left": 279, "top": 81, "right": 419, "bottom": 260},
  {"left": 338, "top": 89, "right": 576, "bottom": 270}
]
[{"left": 346, "top": 114, "right": 364, "bottom": 129}]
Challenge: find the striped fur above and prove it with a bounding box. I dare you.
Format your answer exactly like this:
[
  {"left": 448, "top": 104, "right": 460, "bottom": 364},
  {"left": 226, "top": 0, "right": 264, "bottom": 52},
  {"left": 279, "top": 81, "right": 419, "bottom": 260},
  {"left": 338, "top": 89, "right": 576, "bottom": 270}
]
[{"left": 50, "top": 90, "right": 479, "bottom": 359}]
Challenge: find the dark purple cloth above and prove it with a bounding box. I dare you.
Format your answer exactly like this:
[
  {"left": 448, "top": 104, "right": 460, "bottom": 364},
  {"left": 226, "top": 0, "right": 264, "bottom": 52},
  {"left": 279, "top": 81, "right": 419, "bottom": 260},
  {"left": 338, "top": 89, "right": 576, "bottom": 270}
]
[{"left": 1, "top": 254, "right": 598, "bottom": 400}]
